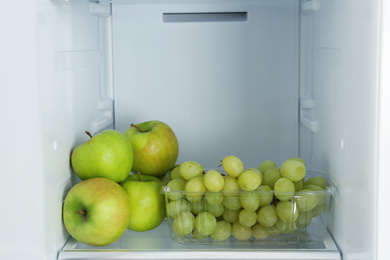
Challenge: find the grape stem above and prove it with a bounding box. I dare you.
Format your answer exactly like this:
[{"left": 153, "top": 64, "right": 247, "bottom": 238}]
[
  {"left": 137, "top": 172, "right": 143, "bottom": 181},
  {"left": 131, "top": 123, "right": 144, "bottom": 133},
  {"left": 85, "top": 131, "right": 93, "bottom": 138},
  {"left": 218, "top": 160, "right": 223, "bottom": 167}
]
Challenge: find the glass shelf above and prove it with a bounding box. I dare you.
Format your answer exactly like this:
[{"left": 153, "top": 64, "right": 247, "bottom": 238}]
[
  {"left": 52, "top": 0, "right": 298, "bottom": 3},
  {"left": 58, "top": 220, "right": 341, "bottom": 260}
]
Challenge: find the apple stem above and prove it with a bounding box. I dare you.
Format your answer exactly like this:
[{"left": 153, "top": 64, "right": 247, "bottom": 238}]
[
  {"left": 137, "top": 172, "right": 143, "bottom": 181},
  {"left": 85, "top": 131, "right": 93, "bottom": 139},
  {"left": 78, "top": 210, "right": 87, "bottom": 215},
  {"left": 131, "top": 123, "right": 144, "bottom": 133}
]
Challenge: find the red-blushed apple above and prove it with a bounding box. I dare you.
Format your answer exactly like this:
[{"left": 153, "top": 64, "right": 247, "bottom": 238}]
[
  {"left": 121, "top": 173, "right": 166, "bottom": 231},
  {"left": 124, "top": 120, "right": 179, "bottom": 177},
  {"left": 62, "top": 178, "right": 130, "bottom": 246},
  {"left": 71, "top": 130, "right": 133, "bottom": 183}
]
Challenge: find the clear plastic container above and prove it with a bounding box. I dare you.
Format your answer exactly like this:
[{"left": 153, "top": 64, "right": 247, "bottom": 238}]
[{"left": 160, "top": 169, "right": 334, "bottom": 246}]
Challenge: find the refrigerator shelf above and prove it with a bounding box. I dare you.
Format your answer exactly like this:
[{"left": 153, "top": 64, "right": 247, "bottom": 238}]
[{"left": 58, "top": 220, "right": 341, "bottom": 260}]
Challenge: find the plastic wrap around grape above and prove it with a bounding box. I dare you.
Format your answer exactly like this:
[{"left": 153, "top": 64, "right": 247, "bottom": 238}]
[{"left": 161, "top": 156, "right": 332, "bottom": 245}]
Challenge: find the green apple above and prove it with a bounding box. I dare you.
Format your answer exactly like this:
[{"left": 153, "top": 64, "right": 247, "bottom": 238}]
[
  {"left": 124, "top": 120, "right": 179, "bottom": 177},
  {"left": 63, "top": 178, "right": 130, "bottom": 246},
  {"left": 121, "top": 173, "right": 166, "bottom": 231},
  {"left": 71, "top": 129, "right": 133, "bottom": 183}
]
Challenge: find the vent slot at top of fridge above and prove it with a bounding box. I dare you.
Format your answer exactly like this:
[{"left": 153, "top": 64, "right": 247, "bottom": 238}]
[{"left": 163, "top": 12, "right": 248, "bottom": 23}]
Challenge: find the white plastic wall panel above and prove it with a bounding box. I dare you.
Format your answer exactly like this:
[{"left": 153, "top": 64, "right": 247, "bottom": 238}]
[
  {"left": 0, "top": 1, "right": 46, "bottom": 259},
  {"left": 299, "top": 0, "right": 382, "bottom": 259},
  {"left": 377, "top": 0, "right": 390, "bottom": 259},
  {"left": 39, "top": 2, "right": 114, "bottom": 259},
  {"left": 112, "top": 0, "right": 300, "bottom": 169},
  {"left": 0, "top": 0, "right": 111, "bottom": 259}
]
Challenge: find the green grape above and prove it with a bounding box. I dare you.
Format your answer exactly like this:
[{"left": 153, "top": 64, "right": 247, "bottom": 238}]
[
  {"left": 304, "top": 176, "right": 327, "bottom": 189},
  {"left": 239, "top": 190, "right": 260, "bottom": 211},
  {"left": 310, "top": 203, "right": 326, "bottom": 217},
  {"left": 168, "top": 199, "right": 191, "bottom": 218},
  {"left": 192, "top": 228, "right": 209, "bottom": 240},
  {"left": 290, "top": 157, "right": 306, "bottom": 166},
  {"left": 263, "top": 167, "right": 282, "bottom": 189},
  {"left": 166, "top": 178, "right": 187, "bottom": 200},
  {"left": 222, "top": 175, "right": 240, "bottom": 196},
  {"left": 257, "top": 205, "right": 278, "bottom": 227},
  {"left": 276, "top": 201, "right": 299, "bottom": 223},
  {"left": 191, "top": 198, "right": 206, "bottom": 215},
  {"left": 171, "top": 163, "right": 181, "bottom": 169},
  {"left": 274, "top": 177, "right": 295, "bottom": 201},
  {"left": 255, "top": 185, "right": 273, "bottom": 207},
  {"left": 171, "top": 166, "right": 183, "bottom": 179},
  {"left": 232, "top": 221, "right": 252, "bottom": 240},
  {"left": 295, "top": 210, "right": 313, "bottom": 229},
  {"left": 252, "top": 224, "right": 269, "bottom": 240},
  {"left": 195, "top": 212, "right": 217, "bottom": 236},
  {"left": 222, "top": 195, "right": 242, "bottom": 210},
  {"left": 302, "top": 184, "right": 327, "bottom": 204},
  {"left": 172, "top": 211, "right": 195, "bottom": 237},
  {"left": 186, "top": 194, "right": 202, "bottom": 203},
  {"left": 204, "top": 170, "right": 224, "bottom": 192},
  {"left": 303, "top": 184, "right": 323, "bottom": 190},
  {"left": 280, "top": 158, "right": 306, "bottom": 182},
  {"left": 247, "top": 167, "right": 261, "bottom": 174},
  {"left": 293, "top": 179, "right": 304, "bottom": 191},
  {"left": 185, "top": 176, "right": 207, "bottom": 202},
  {"left": 294, "top": 189, "right": 319, "bottom": 212},
  {"left": 205, "top": 191, "right": 223, "bottom": 206},
  {"left": 267, "top": 225, "right": 281, "bottom": 236},
  {"left": 247, "top": 167, "right": 263, "bottom": 180},
  {"left": 206, "top": 201, "right": 224, "bottom": 217},
  {"left": 237, "top": 169, "right": 261, "bottom": 191},
  {"left": 179, "top": 161, "right": 204, "bottom": 181},
  {"left": 257, "top": 160, "right": 277, "bottom": 174},
  {"left": 275, "top": 218, "right": 296, "bottom": 234},
  {"left": 211, "top": 220, "right": 232, "bottom": 241},
  {"left": 222, "top": 208, "right": 240, "bottom": 223},
  {"left": 222, "top": 155, "right": 244, "bottom": 177},
  {"left": 238, "top": 209, "right": 257, "bottom": 228}
]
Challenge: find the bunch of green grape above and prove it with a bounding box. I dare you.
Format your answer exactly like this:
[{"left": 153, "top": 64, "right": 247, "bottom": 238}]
[{"left": 164, "top": 156, "right": 329, "bottom": 242}]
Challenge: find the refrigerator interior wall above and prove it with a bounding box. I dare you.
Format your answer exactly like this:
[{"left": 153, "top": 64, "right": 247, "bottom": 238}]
[
  {"left": 299, "top": 0, "right": 381, "bottom": 259},
  {"left": 1, "top": 0, "right": 112, "bottom": 259},
  {"left": 378, "top": 1, "right": 390, "bottom": 259},
  {"left": 113, "top": 0, "right": 300, "bottom": 168},
  {"left": 0, "top": 1, "right": 46, "bottom": 259},
  {"left": 0, "top": 0, "right": 383, "bottom": 260}
]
